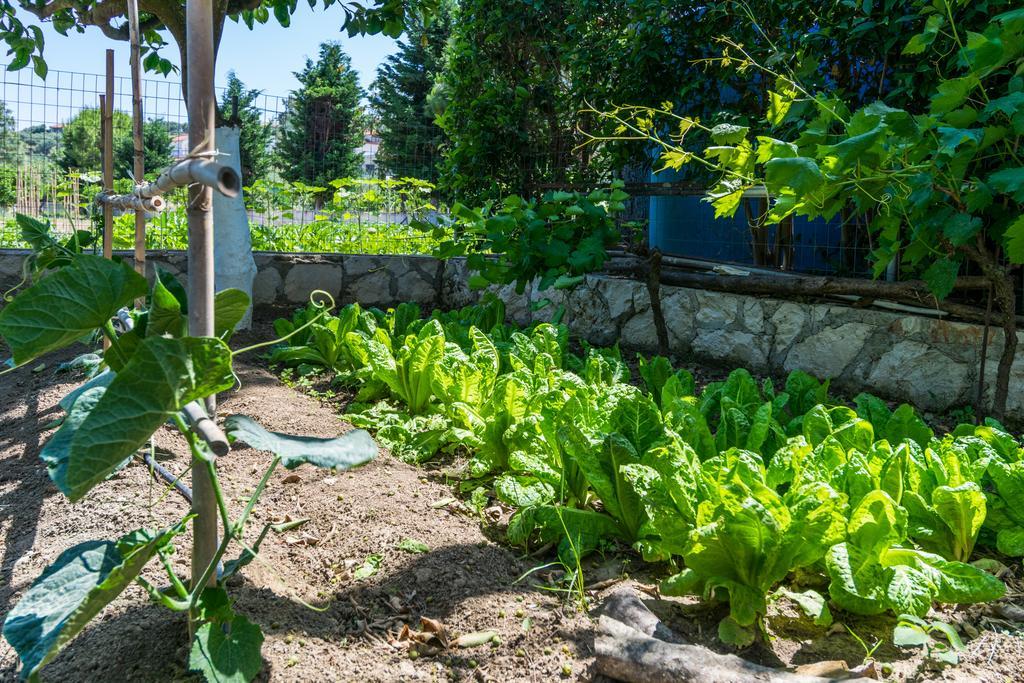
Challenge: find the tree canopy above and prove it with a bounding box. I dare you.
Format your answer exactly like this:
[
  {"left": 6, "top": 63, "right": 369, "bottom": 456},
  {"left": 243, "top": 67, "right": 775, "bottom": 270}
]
[
  {"left": 0, "top": 0, "right": 434, "bottom": 91},
  {"left": 220, "top": 71, "right": 272, "bottom": 187},
  {"left": 369, "top": 0, "right": 451, "bottom": 181},
  {"left": 276, "top": 42, "right": 366, "bottom": 187},
  {"left": 58, "top": 107, "right": 131, "bottom": 171}
]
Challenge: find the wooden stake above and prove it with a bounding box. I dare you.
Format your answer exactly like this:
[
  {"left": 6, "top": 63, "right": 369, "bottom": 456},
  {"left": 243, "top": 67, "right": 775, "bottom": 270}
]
[
  {"left": 186, "top": 0, "right": 219, "bottom": 628},
  {"left": 100, "top": 84, "right": 113, "bottom": 259},
  {"left": 127, "top": 0, "right": 146, "bottom": 277}
]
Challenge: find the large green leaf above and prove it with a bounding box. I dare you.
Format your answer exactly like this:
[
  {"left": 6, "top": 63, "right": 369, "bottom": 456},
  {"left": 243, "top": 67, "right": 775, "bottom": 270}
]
[
  {"left": 885, "top": 565, "right": 935, "bottom": 617},
  {"left": 848, "top": 490, "right": 907, "bottom": 556},
  {"left": 764, "top": 157, "right": 824, "bottom": 194},
  {"left": 57, "top": 370, "right": 114, "bottom": 413},
  {"left": 922, "top": 258, "right": 960, "bottom": 299},
  {"left": 3, "top": 524, "right": 184, "bottom": 678},
  {"left": 0, "top": 255, "right": 147, "bottom": 364},
  {"left": 610, "top": 388, "right": 663, "bottom": 453},
  {"left": 533, "top": 505, "right": 625, "bottom": 564},
  {"left": 881, "top": 404, "right": 933, "bottom": 448},
  {"left": 224, "top": 415, "right": 378, "bottom": 470},
  {"left": 494, "top": 474, "right": 555, "bottom": 507},
  {"left": 147, "top": 275, "right": 186, "bottom": 338},
  {"left": 48, "top": 336, "right": 234, "bottom": 501},
  {"left": 214, "top": 288, "right": 251, "bottom": 339},
  {"left": 401, "top": 330, "right": 444, "bottom": 413},
  {"left": 989, "top": 166, "right": 1024, "bottom": 202},
  {"left": 1007, "top": 215, "right": 1024, "bottom": 264},
  {"left": 189, "top": 615, "right": 264, "bottom": 683},
  {"left": 40, "top": 386, "right": 109, "bottom": 480},
  {"left": 826, "top": 542, "right": 891, "bottom": 615},
  {"left": 929, "top": 556, "right": 1005, "bottom": 604}
]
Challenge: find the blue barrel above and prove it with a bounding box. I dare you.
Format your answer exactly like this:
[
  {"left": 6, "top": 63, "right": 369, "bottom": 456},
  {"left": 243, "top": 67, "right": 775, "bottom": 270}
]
[{"left": 647, "top": 168, "right": 861, "bottom": 275}]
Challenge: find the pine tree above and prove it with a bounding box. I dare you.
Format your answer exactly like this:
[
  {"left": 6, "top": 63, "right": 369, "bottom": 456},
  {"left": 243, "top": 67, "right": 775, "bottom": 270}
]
[
  {"left": 219, "top": 71, "right": 273, "bottom": 187},
  {"left": 277, "top": 42, "right": 366, "bottom": 187},
  {"left": 369, "top": 3, "right": 452, "bottom": 181},
  {"left": 114, "top": 119, "right": 173, "bottom": 179}
]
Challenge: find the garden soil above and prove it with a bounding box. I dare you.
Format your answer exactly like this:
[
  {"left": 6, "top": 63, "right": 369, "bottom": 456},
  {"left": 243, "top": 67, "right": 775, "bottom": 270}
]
[{"left": 1, "top": 335, "right": 1023, "bottom": 682}]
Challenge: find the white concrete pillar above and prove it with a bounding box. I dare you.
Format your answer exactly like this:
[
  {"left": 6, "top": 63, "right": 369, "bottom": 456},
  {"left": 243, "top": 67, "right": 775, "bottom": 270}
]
[{"left": 213, "top": 125, "right": 256, "bottom": 329}]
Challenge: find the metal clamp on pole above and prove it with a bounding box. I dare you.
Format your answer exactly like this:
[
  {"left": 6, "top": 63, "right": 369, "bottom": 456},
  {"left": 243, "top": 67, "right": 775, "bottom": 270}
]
[{"left": 181, "top": 400, "right": 230, "bottom": 456}]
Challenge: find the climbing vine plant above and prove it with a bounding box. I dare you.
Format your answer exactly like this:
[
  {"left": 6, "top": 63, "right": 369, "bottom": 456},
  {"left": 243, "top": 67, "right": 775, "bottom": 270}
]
[
  {"left": 0, "top": 253, "right": 377, "bottom": 681},
  {"left": 584, "top": 2, "right": 1024, "bottom": 418}
]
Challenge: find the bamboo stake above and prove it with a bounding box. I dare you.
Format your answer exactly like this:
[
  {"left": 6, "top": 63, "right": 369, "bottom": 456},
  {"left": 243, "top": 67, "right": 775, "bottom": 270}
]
[
  {"left": 100, "top": 90, "right": 114, "bottom": 352},
  {"left": 127, "top": 0, "right": 146, "bottom": 276},
  {"left": 102, "top": 50, "right": 114, "bottom": 259},
  {"left": 99, "top": 92, "right": 112, "bottom": 353},
  {"left": 186, "top": 0, "right": 219, "bottom": 628}
]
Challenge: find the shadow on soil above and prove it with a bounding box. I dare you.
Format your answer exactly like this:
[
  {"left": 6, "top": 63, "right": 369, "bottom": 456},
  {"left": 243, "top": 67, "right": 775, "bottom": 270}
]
[
  {"left": 0, "top": 387, "right": 57, "bottom": 616},
  {"left": 2, "top": 540, "right": 589, "bottom": 682}
]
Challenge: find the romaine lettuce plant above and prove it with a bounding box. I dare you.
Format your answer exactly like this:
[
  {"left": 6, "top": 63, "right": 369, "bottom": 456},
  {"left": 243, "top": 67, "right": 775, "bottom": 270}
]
[
  {"left": 662, "top": 456, "right": 846, "bottom": 646},
  {"left": 265, "top": 295, "right": 1017, "bottom": 649},
  {"left": 826, "top": 491, "right": 1004, "bottom": 619}
]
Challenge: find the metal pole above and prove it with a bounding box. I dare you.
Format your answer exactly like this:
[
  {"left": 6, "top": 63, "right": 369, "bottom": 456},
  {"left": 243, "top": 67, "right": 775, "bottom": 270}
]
[
  {"left": 127, "top": 0, "right": 146, "bottom": 277},
  {"left": 186, "top": 0, "right": 218, "bottom": 626}
]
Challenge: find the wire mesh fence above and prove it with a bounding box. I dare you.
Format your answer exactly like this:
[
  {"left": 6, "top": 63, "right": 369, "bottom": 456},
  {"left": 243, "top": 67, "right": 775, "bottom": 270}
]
[
  {"left": 0, "top": 68, "right": 1018, "bottom": 311},
  {"left": 0, "top": 66, "right": 443, "bottom": 254}
]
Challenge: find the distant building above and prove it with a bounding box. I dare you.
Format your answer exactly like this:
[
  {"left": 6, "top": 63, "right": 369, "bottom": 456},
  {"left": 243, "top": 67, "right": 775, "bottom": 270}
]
[
  {"left": 359, "top": 133, "right": 380, "bottom": 178},
  {"left": 170, "top": 133, "right": 189, "bottom": 160}
]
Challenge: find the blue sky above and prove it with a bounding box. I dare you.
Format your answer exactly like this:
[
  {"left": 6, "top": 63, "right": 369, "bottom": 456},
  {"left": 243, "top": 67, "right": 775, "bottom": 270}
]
[
  {"left": 32, "top": 4, "right": 398, "bottom": 97},
  {"left": 2, "top": 8, "right": 399, "bottom": 129}
]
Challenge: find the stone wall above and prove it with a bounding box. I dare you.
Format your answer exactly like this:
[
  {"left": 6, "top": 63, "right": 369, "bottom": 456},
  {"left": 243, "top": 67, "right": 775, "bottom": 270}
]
[
  {"left": 442, "top": 260, "right": 1022, "bottom": 420},
  {"left": 1, "top": 249, "right": 1019, "bottom": 420},
  {"left": 0, "top": 250, "right": 447, "bottom": 312}
]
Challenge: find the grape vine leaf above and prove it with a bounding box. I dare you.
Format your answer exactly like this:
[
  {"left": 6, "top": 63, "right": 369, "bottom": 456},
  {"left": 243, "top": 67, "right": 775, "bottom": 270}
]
[{"left": 1006, "top": 215, "right": 1024, "bottom": 264}]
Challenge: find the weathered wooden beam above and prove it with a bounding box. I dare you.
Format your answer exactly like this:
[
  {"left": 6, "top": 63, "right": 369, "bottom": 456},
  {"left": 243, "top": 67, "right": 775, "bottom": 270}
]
[
  {"left": 601, "top": 256, "right": 1010, "bottom": 325},
  {"left": 595, "top": 588, "right": 872, "bottom": 683}
]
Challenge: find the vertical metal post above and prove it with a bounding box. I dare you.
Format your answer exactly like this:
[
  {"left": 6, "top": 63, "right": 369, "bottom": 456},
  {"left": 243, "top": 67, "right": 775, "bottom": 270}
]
[
  {"left": 186, "top": 0, "right": 219, "bottom": 628},
  {"left": 127, "top": 0, "right": 146, "bottom": 278}
]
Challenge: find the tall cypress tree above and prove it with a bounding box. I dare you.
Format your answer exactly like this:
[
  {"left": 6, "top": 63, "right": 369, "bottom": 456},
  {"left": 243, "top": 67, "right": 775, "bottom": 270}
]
[
  {"left": 369, "top": 3, "right": 452, "bottom": 181},
  {"left": 277, "top": 42, "right": 366, "bottom": 187},
  {"left": 220, "top": 71, "right": 273, "bottom": 187}
]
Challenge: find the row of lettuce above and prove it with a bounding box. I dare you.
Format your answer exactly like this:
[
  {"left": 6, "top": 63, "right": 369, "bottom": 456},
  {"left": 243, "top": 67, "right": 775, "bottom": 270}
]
[{"left": 269, "top": 297, "right": 1021, "bottom": 646}]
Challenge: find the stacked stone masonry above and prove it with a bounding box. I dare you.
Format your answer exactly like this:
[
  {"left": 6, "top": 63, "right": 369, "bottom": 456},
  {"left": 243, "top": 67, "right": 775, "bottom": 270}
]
[{"left": 0, "top": 249, "right": 1019, "bottom": 421}]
